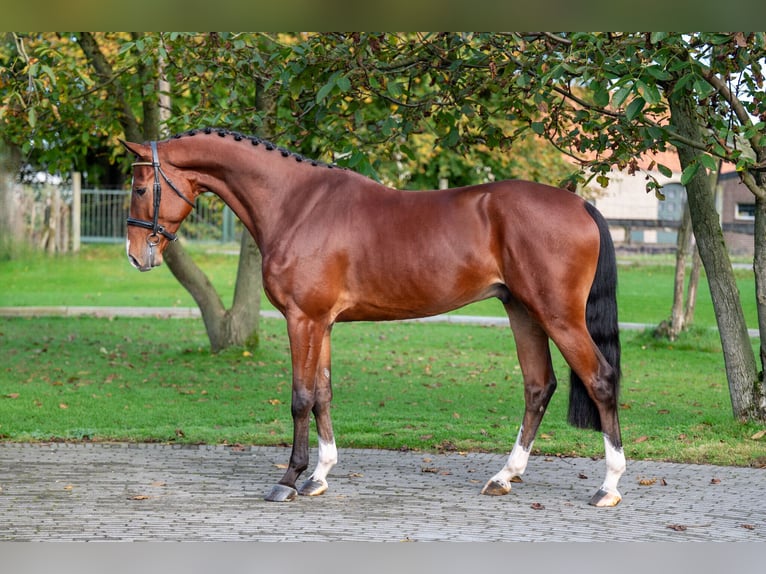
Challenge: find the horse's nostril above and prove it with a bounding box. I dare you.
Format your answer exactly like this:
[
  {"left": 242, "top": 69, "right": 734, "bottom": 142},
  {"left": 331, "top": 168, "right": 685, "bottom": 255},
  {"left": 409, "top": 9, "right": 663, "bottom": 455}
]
[{"left": 128, "top": 254, "right": 141, "bottom": 269}]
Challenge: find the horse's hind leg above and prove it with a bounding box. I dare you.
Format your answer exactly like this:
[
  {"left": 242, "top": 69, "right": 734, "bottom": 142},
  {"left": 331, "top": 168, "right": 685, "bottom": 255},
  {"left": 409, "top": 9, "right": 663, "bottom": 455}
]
[
  {"left": 552, "top": 326, "right": 625, "bottom": 507},
  {"left": 482, "top": 303, "right": 557, "bottom": 496},
  {"left": 299, "top": 327, "right": 338, "bottom": 496}
]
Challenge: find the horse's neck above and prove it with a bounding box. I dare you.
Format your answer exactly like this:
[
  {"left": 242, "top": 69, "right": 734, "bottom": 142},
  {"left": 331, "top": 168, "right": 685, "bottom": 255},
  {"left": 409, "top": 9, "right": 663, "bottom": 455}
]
[{"left": 175, "top": 137, "right": 321, "bottom": 251}]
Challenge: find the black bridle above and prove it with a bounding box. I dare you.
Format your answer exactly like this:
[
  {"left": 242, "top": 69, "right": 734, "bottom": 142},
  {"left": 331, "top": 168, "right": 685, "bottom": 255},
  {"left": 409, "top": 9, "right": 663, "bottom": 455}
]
[{"left": 126, "top": 140, "right": 195, "bottom": 244}]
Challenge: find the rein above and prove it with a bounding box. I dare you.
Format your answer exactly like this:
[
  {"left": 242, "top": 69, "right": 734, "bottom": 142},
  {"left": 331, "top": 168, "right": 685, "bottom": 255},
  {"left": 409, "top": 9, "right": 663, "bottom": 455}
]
[{"left": 126, "top": 140, "right": 195, "bottom": 244}]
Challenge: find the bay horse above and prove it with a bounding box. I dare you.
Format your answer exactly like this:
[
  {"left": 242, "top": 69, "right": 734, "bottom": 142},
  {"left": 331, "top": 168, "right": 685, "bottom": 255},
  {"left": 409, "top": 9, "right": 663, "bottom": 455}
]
[{"left": 122, "top": 128, "right": 625, "bottom": 507}]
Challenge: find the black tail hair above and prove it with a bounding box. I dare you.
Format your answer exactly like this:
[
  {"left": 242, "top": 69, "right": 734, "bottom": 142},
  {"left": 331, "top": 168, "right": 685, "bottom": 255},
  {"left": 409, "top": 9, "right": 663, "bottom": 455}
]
[{"left": 568, "top": 202, "right": 621, "bottom": 431}]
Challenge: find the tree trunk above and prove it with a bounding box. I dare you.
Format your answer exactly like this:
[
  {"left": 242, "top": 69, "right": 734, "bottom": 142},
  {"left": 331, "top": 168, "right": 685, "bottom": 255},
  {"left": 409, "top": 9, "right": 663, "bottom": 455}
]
[
  {"left": 669, "top": 91, "right": 763, "bottom": 421},
  {"left": 141, "top": 35, "right": 262, "bottom": 353},
  {"left": 162, "top": 234, "right": 261, "bottom": 353},
  {"left": 683, "top": 244, "right": 701, "bottom": 326},
  {"left": 658, "top": 200, "right": 693, "bottom": 340},
  {"left": 0, "top": 140, "right": 22, "bottom": 258},
  {"left": 754, "top": 193, "right": 766, "bottom": 396}
]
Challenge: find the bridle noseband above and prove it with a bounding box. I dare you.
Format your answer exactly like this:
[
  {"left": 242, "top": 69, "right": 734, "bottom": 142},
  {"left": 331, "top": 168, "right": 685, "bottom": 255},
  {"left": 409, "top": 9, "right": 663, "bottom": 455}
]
[{"left": 126, "top": 140, "right": 195, "bottom": 244}]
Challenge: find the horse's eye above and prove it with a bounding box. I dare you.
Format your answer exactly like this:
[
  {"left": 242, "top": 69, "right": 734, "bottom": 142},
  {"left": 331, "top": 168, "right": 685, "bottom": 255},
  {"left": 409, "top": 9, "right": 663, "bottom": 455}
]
[{"left": 134, "top": 187, "right": 147, "bottom": 197}]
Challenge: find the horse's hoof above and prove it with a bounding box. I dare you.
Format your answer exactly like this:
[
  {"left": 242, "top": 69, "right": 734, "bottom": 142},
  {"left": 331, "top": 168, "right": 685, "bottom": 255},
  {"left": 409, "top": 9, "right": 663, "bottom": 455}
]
[
  {"left": 298, "top": 478, "right": 328, "bottom": 497},
  {"left": 481, "top": 479, "right": 512, "bottom": 496},
  {"left": 589, "top": 488, "right": 622, "bottom": 507},
  {"left": 264, "top": 484, "right": 298, "bottom": 502}
]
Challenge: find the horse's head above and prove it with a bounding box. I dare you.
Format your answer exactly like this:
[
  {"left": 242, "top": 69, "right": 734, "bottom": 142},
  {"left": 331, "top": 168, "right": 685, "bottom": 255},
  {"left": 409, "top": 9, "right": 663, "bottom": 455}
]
[{"left": 121, "top": 140, "right": 196, "bottom": 271}]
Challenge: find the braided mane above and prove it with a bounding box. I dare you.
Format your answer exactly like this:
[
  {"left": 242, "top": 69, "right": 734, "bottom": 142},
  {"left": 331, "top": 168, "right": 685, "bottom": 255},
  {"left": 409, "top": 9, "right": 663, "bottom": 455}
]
[{"left": 170, "top": 127, "right": 337, "bottom": 169}]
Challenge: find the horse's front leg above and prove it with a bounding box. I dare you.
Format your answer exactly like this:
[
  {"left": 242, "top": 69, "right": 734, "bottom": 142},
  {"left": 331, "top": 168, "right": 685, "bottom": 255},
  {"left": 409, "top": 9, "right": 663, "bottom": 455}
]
[
  {"left": 482, "top": 309, "right": 557, "bottom": 496},
  {"left": 264, "top": 315, "right": 327, "bottom": 502},
  {"left": 299, "top": 327, "right": 338, "bottom": 497}
]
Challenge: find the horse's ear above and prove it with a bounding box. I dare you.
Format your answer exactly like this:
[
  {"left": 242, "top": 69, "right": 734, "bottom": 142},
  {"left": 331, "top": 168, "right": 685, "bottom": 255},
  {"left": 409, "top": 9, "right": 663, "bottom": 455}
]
[{"left": 120, "top": 139, "right": 146, "bottom": 158}]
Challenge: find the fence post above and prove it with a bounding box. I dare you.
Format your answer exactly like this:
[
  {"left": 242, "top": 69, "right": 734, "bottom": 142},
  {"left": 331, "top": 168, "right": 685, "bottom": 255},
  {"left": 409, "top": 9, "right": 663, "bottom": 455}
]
[{"left": 71, "top": 171, "right": 81, "bottom": 253}]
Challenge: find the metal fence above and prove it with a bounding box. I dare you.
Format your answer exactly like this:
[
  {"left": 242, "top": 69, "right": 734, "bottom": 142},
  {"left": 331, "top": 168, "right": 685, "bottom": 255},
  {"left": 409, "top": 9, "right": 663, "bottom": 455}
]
[{"left": 79, "top": 189, "right": 238, "bottom": 243}]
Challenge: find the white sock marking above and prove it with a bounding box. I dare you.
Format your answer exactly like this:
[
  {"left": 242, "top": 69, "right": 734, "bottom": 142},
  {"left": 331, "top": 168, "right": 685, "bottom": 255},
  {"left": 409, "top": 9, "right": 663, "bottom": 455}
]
[
  {"left": 600, "top": 434, "right": 626, "bottom": 495},
  {"left": 489, "top": 427, "right": 532, "bottom": 488},
  {"left": 309, "top": 436, "right": 338, "bottom": 483}
]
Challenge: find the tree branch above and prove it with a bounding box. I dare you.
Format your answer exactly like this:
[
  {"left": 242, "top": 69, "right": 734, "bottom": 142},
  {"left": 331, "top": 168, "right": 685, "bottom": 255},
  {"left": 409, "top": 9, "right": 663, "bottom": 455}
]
[
  {"left": 701, "top": 66, "right": 764, "bottom": 160},
  {"left": 75, "top": 32, "right": 142, "bottom": 142}
]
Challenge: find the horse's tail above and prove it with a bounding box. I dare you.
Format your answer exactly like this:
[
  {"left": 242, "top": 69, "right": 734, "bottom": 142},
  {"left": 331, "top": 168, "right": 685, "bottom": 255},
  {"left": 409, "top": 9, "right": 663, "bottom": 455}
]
[{"left": 568, "top": 202, "right": 621, "bottom": 431}]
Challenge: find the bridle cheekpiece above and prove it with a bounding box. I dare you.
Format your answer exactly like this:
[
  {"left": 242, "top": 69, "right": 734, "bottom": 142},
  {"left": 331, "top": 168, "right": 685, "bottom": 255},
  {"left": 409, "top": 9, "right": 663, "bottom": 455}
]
[{"left": 126, "top": 140, "right": 195, "bottom": 245}]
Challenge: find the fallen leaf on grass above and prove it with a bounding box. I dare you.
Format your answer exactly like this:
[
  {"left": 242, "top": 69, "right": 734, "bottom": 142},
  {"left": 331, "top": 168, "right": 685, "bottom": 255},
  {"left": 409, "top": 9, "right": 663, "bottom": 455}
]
[
  {"left": 530, "top": 502, "right": 545, "bottom": 510},
  {"left": 751, "top": 430, "right": 766, "bottom": 441},
  {"left": 273, "top": 463, "right": 288, "bottom": 469},
  {"left": 638, "top": 477, "right": 657, "bottom": 486},
  {"left": 151, "top": 481, "right": 167, "bottom": 487},
  {"left": 578, "top": 473, "right": 588, "bottom": 480},
  {"left": 667, "top": 524, "right": 687, "bottom": 532},
  {"left": 741, "top": 524, "right": 756, "bottom": 530},
  {"left": 59, "top": 403, "right": 68, "bottom": 409},
  {"left": 4, "top": 393, "right": 19, "bottom": 399},
  {"left": 130, "top": 495, "right": 151, "bottom": 500},
  {"left": 710, "top": 478, "right": 721, "bottom": 485},
  {"left": 634, "top": 435, "right": 649, "bottom": 444}
]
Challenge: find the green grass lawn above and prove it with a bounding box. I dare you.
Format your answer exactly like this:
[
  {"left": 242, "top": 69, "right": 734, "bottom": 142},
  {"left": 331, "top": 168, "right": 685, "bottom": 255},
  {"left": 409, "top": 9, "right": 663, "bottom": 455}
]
[
  {"left": 0, "top": 244, "right": 763, "bottom": 466},
  {"left": 0, "top": 316, "right": 763, "bottom": 467}
]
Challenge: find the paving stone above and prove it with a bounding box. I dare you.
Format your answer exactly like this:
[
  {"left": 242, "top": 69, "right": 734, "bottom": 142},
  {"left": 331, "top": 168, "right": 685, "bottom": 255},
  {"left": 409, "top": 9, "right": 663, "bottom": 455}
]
[{"left": 0, "top": 443, "right": 763, "bottom": 541}]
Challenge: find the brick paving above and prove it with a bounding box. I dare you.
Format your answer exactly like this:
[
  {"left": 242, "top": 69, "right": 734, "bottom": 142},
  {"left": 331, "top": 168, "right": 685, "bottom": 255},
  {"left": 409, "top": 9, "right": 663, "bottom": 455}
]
[{"left": 0, "top": 442, "right": 763, "bottom": 541}]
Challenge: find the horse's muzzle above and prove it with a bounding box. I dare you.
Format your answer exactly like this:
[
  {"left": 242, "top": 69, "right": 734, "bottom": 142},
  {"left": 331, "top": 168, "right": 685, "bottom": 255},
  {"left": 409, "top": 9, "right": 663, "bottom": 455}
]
[{"left": 126, "top": 239, "right": 161, "bottom": 271}]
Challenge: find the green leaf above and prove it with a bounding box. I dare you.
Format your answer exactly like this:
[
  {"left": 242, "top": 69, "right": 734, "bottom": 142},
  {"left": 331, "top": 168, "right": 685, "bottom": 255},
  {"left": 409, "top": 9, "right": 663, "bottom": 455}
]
[
  {"left": 118, "top": 41, "right": 135, "bottom": 55},
  {"left": 612, "top": 84, "right": 633, "bottom": 108},
  {"left": 699, "top": 154, "right": 718, "bottom": 172},
  {"left": 530, "top": 121, "right": 545, "bottom": 135},
  {"left": 625, "top": 97, "right": 646, "bottom": 121},
  {"left": 636, "top": 80, "right": 661, "bottom": 104},
  {"left": 693, "top": 78, "right": 715, "bottom": 99},
  {"left": 650, "top": 32, "right": 669, "bottom": 44},
  {"left": 657, "top": 163, "right": 673, "bottom": 178},
  {"left": 336, "top": 75, "right": 351, "bottom": 93},
  {"left": 680, "top": 162, "right": 699, "bottom": 185},
  {"left": 315, "top": 78, "right": 336, "bottom": 104},
  {"left": 670, "top": 73, "right": 694, "bottom": 96},
  {"left": 645, "top": 65, "right": 672, "bottom": 81},
  {"left": 386, "top": 79, "right": 402, "bottom": 98},
  {"left": 399, "top": 145, "right": 416, "bottom": 162},
  {"left": 27, "top": 108, "right": 36, "bottom": 129},
  {"left": 593, "top": 86, "right": 610, "bottom": 107},
  {"left": 445, "top": 126, "right": 460, "bottom": 148}
]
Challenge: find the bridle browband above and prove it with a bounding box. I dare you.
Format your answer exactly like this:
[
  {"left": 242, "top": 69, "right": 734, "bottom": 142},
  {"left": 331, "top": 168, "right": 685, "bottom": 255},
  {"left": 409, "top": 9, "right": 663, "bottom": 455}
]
[{"left": 126, "top": 140, "right": 195, "bottom": 244}]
